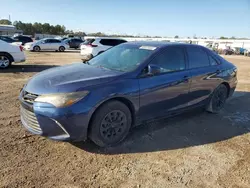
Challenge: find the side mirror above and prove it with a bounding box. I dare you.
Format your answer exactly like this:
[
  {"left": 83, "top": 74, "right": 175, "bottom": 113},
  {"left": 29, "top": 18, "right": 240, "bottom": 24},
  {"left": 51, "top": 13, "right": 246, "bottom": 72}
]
[{"left": 148, "top": 64, "right": 161, "bottom": 76}]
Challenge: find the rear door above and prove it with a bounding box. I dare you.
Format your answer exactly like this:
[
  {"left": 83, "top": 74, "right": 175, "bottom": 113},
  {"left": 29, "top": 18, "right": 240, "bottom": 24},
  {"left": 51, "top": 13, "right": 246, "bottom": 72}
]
[
  {"left": 50, "top": 39, "right": 61, "bottom": 50},
  {"left": 139, "top": 46, "right": 191, "bottom": 120},
  {"left": 186, "top": 45, "right": 220, "bottom": 106}
]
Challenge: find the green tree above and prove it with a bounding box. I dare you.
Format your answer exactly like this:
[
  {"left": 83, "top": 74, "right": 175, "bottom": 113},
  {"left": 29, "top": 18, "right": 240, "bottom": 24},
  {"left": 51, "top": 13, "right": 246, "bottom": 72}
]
[
  {"left": 219, "top": 36, "right": 228, "bottom": 39},
  {"left": 0, "top": 19, "right": 11, "bottom": 25},
  {"left": 174, "top": 35, "right": 179, "bottom": 38}
]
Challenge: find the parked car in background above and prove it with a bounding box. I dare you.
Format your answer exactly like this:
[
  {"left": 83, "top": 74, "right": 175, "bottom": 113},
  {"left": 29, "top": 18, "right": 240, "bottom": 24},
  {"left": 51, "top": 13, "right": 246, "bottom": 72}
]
[
  {"left": 13, "top": 35, "right": 33, "bottom": 45},
  {"left": 19, "top": 42, "right": 237, "bottom": 147},
  {"left": 0, "top": 40, "right": 25, "bottom": 69},
  {"left": 0, "top": 36, "right": 17, "bottom": 43},
  {"left": 64, "top": 38, "right": 84, "bottom": 49},
  {"left": 244, "top": 49, "right": 250, "bottom": 57},
  {"left": 80, "top": 37, "right": 127, "bottom": 60},
  {"left": 24, "top": 38, "right": 69, "bottom": 52}
]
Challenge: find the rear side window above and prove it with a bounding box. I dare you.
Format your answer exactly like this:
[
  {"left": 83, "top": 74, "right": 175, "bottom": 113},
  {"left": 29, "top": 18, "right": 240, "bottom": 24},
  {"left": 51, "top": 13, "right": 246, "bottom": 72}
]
[
  {"left": 152, "top": 47, "right": 186, "bottom": 73},
  {"left": 100, "top": 39, "right": 126, "bottom": 46},
  {"left": 186, "top": 46, "right": 210, "bottom": 69},
  {"left": 208, "top": 55, "right": 219, "bottom": 66},
  {"left": 50, "top": 39, "right": 61, "bottom": 43},
  {"left": 19, "top": 36, "right": 32, "bottom": 42}
]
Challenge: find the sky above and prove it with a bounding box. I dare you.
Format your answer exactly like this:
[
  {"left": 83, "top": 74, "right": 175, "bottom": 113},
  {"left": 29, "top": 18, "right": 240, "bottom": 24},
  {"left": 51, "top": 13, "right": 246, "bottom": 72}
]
[{"left": 1, "top": 0, "right": 250, "bottom": 38}]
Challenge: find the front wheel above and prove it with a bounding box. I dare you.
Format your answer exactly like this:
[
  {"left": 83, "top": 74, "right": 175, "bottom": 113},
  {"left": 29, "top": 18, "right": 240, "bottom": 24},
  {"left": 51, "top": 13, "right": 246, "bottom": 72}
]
[
  {"left": 33, "top": 46, "right": 40, "bottom": 52},
  {"left": 206, "top": 84, "right": 228, "bottom": 113},
  {"left": 89, "top": 101, "right": 132, "bottom": 147}
]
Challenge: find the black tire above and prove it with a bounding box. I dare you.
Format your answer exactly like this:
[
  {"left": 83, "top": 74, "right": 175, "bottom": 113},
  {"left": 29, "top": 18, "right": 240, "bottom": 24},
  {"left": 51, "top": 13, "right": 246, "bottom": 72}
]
[
  {"left": 0, "top": 53, "right": 12, "bottom": 69},
  {"left": 89, "top": 100, "right": 132, "bottom": 147},
  {"left": 33, "top": 46, "right": 40, "bottom": 52},
  {"left": 206, "top": 84, "right": 228, "bottom": 113},
  {"left": 59, "top": 46, "right": 65, "bottom": 52}
]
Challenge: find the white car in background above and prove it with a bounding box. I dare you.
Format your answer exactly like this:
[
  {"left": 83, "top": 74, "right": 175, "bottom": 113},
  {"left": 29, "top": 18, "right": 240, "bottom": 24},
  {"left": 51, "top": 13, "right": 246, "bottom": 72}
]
[
  {"left": 80, "top": 37, "right": 127, "bottom": 60},
  {"left": 24, "top": 38, "right": 69, "bottom": 52},
  {"left": 0, "top": 40, "right": 25, "bottom": 69}
]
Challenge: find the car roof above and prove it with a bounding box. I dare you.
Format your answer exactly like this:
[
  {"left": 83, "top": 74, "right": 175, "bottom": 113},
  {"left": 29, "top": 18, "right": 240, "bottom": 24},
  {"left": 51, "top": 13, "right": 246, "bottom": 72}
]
[
  {"left": 85, "top": 37, "right": 126, "bottom": 40},
  {"left": 125, "top": 41, "right": 202, "bottom": 48}
]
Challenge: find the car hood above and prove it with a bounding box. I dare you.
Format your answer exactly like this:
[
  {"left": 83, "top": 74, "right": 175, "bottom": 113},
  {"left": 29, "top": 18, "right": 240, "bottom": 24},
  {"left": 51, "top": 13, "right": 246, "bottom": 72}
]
[{"left": 24, "top": 63, "right": 124, "bottom": 95}]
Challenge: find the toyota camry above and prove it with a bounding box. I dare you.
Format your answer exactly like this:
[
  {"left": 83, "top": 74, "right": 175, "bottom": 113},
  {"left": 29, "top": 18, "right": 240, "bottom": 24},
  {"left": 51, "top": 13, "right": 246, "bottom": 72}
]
[{"left": 19, "top": 42, "right": 237, "bottom": 147}]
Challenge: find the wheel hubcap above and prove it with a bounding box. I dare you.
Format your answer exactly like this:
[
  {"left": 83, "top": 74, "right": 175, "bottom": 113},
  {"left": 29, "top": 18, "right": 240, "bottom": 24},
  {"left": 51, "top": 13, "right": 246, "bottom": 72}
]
[
  {"left": 0, "top": 56, "right": 10, "bottom": 68},
  {"left": 100, "top": 110, "right": 127, "bottom": 141}
]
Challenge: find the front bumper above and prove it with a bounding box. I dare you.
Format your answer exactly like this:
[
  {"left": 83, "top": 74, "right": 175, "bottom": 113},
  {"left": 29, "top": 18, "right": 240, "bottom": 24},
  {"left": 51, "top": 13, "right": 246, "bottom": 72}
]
[{"left": 19, "top": 91, "right": 93, "bottom": 141}]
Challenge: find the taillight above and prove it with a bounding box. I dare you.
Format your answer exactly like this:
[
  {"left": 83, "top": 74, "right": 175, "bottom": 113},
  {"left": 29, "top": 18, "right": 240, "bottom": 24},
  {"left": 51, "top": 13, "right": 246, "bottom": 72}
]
[
  {"left": 19, "top": 45, "right": 23, "bottom": 51},
  {"left": 87, "top": 44, "right": 98, "bottom": 47}
]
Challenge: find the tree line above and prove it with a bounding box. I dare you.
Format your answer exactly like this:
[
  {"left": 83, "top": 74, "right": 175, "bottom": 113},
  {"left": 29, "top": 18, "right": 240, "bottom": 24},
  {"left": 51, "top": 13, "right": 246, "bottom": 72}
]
[{"left": 0, "top": 19, "right": 71, "bottom": 36}]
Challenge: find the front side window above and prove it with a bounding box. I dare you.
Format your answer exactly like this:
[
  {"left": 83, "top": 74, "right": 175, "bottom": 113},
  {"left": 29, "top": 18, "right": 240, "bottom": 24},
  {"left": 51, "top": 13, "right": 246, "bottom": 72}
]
[
  {"left": 186, "top": 46, "right": 210, "bottom": 69},
  {"left": 88, "top": 44, "right": 154, "bottom": 72},
  {"left": 151, "top": 47, "right": 186, "bottom": 73}
]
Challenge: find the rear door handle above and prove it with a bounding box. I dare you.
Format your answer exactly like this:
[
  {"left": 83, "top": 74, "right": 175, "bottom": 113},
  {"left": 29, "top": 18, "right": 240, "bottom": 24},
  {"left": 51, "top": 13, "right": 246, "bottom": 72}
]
[{"left": 182, "top": 75, "right": 190, "bottom": 82}]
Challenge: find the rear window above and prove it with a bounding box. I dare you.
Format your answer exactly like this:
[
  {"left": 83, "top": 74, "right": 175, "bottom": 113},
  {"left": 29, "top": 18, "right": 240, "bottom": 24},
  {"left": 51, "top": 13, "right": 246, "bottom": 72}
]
[
  {"left": 186, "top": 46, "right": 210, "bottom": 69},
  {"left": 83, "top": 39, "right": 95, "bottom": 44},
  {"left": 100, "top": 39, "right": 126, "bottom": 46}
]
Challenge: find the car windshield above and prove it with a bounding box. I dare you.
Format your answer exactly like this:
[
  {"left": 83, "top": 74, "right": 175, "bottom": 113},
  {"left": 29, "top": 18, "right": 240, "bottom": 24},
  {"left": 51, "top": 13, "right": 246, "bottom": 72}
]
[{"left": 88, "top": 44, "right": 154, "bottom": 72}]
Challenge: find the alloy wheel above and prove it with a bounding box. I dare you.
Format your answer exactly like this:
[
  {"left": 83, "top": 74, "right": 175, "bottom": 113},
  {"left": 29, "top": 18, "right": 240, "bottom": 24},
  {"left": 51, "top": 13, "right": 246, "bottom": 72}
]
[{"left": 0, "top": 56, "right": 10, "bottom": 68}]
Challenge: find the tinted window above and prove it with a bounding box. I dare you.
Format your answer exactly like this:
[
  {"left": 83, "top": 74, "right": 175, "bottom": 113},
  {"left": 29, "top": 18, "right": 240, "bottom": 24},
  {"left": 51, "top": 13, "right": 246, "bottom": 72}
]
[
  {"left": 100, "top": 39, "right": 126, "bottom": 46},
  {"left": 15, "top": 36, "right": 32, "bottom": 42},
  {"left": 50, "top": 39, "right": 61, "bottom": 43},
  {"left": 186, "top": 46, "right": 210, "bottom": 68},
  {"left": 208, "top": 55, "right": 219, "bottom": 66},
  {"left": 152, "top": 47, "right": 186, "bottom": 73}
]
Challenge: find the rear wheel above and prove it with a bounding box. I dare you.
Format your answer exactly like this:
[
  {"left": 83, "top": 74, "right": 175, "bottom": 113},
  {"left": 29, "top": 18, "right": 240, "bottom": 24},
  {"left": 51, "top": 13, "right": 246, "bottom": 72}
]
[
  {"left": 206, "top": 84, "right": 228, "bottom": 113},
  {"left": 89, "top": 101, "right": 132, "bottom": 147},
  {"left": 59, "top": 46, "right": 65, "bottom": 52},
  {"left": 33, "top": 46, "right": 40, "bottom": 52},
  {"left": 0, "top": 53, "right": 12, "bottom": 69}
]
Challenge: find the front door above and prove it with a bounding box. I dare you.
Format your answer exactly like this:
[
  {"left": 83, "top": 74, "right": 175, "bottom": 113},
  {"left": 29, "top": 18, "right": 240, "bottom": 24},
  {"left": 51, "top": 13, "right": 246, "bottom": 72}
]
[
  {"left": 139, "top": 46, "right": 191, "bottom": 121},
  {"left": 41, "top": 39, "right": 51, "bottom": 50}
]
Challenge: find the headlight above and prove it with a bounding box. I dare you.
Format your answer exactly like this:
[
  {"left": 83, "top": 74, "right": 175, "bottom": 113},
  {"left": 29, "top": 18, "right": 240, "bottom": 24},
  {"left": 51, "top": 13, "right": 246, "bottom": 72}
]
[{"left": 35, "top": 91, "right": 89, "bottom": 108}]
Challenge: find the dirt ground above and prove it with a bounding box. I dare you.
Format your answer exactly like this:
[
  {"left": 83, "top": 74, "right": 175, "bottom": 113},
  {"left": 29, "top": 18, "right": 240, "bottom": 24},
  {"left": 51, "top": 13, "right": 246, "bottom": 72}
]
[{"left": 1, "top": 51, "right": 250, "bottom": 188}]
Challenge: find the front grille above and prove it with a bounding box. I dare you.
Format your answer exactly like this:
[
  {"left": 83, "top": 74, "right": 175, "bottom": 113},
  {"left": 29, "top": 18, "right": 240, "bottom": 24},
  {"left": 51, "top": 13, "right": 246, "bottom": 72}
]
[
  {"left": 22, "top": 91, "right": 39, "bottom": 104},
  {"left": 20, "top": 106, "right": 42, "bottom": 134}
]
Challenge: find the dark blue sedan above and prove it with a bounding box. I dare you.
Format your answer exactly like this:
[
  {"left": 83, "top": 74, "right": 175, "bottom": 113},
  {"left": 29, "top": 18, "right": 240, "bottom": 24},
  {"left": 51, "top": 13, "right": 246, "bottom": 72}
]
[{"left": 19, "top": 42, "right": 237, "bottom": 147}]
